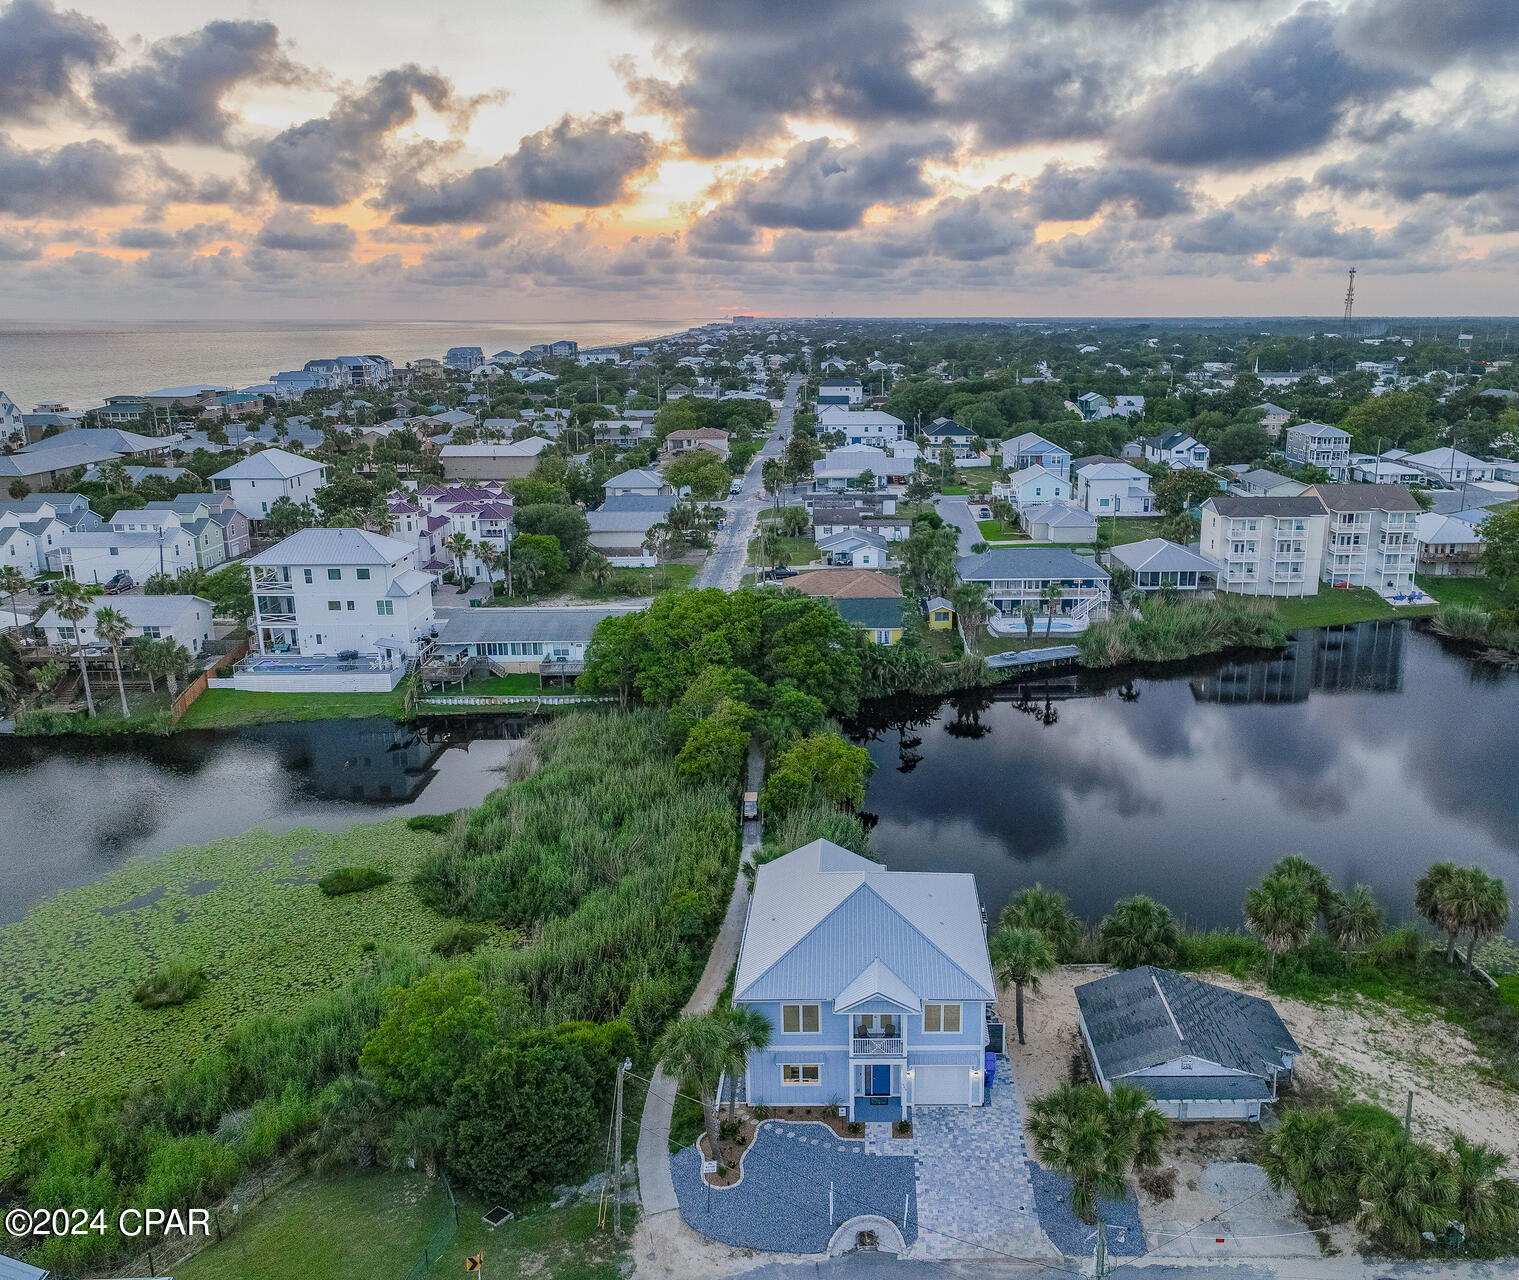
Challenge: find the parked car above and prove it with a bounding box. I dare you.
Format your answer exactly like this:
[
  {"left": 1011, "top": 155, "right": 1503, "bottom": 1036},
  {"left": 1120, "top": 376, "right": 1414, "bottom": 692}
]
[
  {"left": 33, "top": 579, "right": 54, "bottom": 597},
  {"left": 770, "top": 566, "right": 798, "bottom": 579},
  {"left": 103, "top": 572, "right": 134, "bottom": 595},
  {"left": 730, "top": 480, "right": 744, "bottom": 496},
  {"left": 742, "top": 791, "right": 759, "bottom": 820}
]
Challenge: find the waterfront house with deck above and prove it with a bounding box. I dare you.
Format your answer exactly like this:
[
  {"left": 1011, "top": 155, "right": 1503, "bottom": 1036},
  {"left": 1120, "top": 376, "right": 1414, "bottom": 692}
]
[
  {"left": 956, "top": 547, "right": 1111, "bottom": 623},
  {"left": 734, "top": 839, "right": 996, "bottom": 1122},
  {"left": 239, "top": 528, "right": 435, "bottom": 690},
  {"left": 37, "top": 594, "right": 214, "bottom": 655}
]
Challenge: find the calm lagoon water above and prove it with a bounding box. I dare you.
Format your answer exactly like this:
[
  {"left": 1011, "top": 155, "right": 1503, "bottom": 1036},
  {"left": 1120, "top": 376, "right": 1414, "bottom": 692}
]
[
  {"left": 0, "top": 716, "right": 529, "bottom": 921},
  {"left": 851, "top": 621, "right": 1519, "bottom": 930}
]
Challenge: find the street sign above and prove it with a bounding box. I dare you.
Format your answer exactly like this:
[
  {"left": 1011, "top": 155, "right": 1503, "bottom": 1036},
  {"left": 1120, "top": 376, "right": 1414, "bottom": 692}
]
[{"left": 466, "top": 1254, "right": 484, "bottom": 1272}]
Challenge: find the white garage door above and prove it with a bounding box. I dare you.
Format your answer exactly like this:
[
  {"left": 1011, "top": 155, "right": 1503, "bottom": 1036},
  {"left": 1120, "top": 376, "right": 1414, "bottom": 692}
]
[{"left": 913, "top": 1065, "right": 968, "bottom": 1106}]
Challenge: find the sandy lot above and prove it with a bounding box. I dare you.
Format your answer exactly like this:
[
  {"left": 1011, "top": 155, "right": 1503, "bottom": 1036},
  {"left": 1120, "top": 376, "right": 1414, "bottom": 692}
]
[{"left": 998, "top": 963, "right": 1519, "bottom": 1249}]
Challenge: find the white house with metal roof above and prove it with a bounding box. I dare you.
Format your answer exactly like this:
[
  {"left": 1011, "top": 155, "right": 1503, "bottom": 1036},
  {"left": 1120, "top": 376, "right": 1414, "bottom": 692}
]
[
  {"left": 36, "top": 594, "right": 214, "bottom": 655},
  {"left": 1074, "top": 461, "right": 1154, "bottom": 516},
  {"left": 236, "top": 528, "right": 436, "bottom": 689},
  {"left": 734, "top": 839, "right": 996, "bottom": 1122},
  {"left": 211, "top": 448, "right": 329, "bottom": 521}
]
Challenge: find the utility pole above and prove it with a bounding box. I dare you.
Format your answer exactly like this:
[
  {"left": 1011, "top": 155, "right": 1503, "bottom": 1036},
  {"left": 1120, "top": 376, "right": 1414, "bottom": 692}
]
[
  {"left": 612, "top": 1058, "right": 630, "bottom": 1236},
  {"left": 1342, "top": 267, "right": 1357, "bottom": 336}
]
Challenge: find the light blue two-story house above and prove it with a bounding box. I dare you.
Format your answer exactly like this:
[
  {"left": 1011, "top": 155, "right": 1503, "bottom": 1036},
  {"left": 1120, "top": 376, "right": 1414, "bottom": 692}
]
[{"left": 733, "top": 839, "right": 996, "bottom": 1123}]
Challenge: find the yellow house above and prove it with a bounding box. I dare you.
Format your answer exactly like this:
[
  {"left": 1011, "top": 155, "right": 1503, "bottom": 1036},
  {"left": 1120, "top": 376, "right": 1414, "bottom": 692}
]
[
  {"left": 926, "top": 596, "right": 955, "bottom": 630},
  {"left": 836, "top": 597, "right": 903, "bottom": 645}
]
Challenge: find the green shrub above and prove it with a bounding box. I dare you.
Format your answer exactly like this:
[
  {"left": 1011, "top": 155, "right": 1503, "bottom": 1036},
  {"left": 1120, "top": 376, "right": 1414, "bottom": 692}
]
[
  {"left": 432, "top": 922, "right": 490, "bottom": 956},
  {"left": 318, "top": 866, "right": 392, "bottom": 896},
  {"left": 1079, "top": 594, "right": 1289, "bottom": 667},
  {"left": 406, "top": 813, "right": 456, "bottom": 834},
  {"left": 236, "top": 1084, "right": 315, "bottom": 1162},
  {"left": 140, "top": 1132, "right": 241, "bottom": 1207},
  {"left": 133, "top": 961, "right": 206, "bottom": 1008},
  {"left": 1176, "top": 929, "right": 1265, "bottom": 974}
]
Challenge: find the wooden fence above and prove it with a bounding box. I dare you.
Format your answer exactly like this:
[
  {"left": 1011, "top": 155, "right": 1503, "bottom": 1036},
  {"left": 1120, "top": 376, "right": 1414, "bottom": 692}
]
[{"left": 170, "top": 638, "right": 250, "bottom": 721}]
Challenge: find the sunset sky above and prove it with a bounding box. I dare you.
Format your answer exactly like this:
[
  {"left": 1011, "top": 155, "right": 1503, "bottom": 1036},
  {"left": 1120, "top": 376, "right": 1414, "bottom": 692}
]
[{"left": 1, "top": 0, "right": 1515, "bottom": 320}]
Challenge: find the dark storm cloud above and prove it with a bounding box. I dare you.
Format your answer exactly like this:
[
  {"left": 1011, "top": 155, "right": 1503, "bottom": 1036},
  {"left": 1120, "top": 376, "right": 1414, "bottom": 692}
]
[
  {"left": 1025, "top": 163, "right": 1192, "bottom": 222},
  {"left": 1340, "top": 0, "right": 1519, "bottom": 69},
  {"left": 927, "top": 189, "right": 1034, "bottom": 261},
  {"left": 381, "top": 113, "right": 658, "bottom": 224},
  {"left": 1117, "top": 8, "right": 1416, "bottom": 169},
  {"left": 0, "top": 0, "right": 116, "bottom": 124},
  {"left": 93, "top": 20, "right": 301, "bottom": 146},
  {"left": 612, "top": 1, "right": 940, "bottom": 158},
  {"left": 946, "top": 50, "right": 1117, "bottom": 150},
  {"left": 256, "top": 65, "right": 461, "bottom": 206},
  {"left": 728, "top": 136, "right": 949, "bottom": 232},
  {"left": 256, "top": 208, "right": 357, "bottom": 254},
  {"left": 0, "top": 133, "right": 132, "bottom": 214},
  {"left": 1317, "top": 108, "right": 1519, "bottom": 202}
]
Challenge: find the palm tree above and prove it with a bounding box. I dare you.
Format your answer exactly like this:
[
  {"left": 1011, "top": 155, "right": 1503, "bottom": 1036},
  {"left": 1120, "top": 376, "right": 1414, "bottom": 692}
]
[
  {"left": 1268, "top": 854, "right": 1334, "bottom": 920},
  {"left": 445, "top": 532, "right": 473, "bottom": 583},
  {"left": 1041, "top": 581, "right": 1063, "bottom": 634},
  {"left": 157, "top": 640, "right": 193, "bottom": 697},
  {"left": 1001, "top": 884, "right": 1082, "bottom": 961},
  {"left": 1020, "top": 602, "right": 1037, "bottom": 641},
  {"left": 1258, "top": 1107, "right": 1364, "bottom": 1222},
  {"left": 1099, "top": 895, "right": 1182, "bottom": 969},
  {"left": 490, "top": 543, "right": 513, "bottom": 597},
  {"left": 949, "top": 581, "right": 991, "bottom": 652},
  {"left": 91, "top": 605, "right": 132, "bottom": 718},
  {"left": 717, "top": 1007, "right": 771, "bottom": 1119},
  {"left": 1243, "top": 873, "right": 1317, "bottom": 976},
  {"left": 1449, "top": 868, "right": 1511, "bottom": 972},
  {"left": 1355, "top": 1134, "right": 1456, "bottom": 1255},
  {"left": 1449, "top": 1135, "right": 1519, "bottom": 1246},
  {"left": 1026, "top": 1082, "right": 1167, "bottom": 1224},
  {"left": 1416, "top": 861, "right": 1464, "bottom": 964},
  {"left": 654, "top": 1012, "right": 729, "bottom": 1162},
  {"left": 0, "top": 565, "right": 26, "bottom": 629},
  {"left": 990, "top": 924, "right": 1057, "bottom": 1045},
  {"left": 584, "top": 550, "right": 613, "bottom": 589},
  {"left": 759, "top": 527, "right": 787, "bottom": 572},
  {"left": 1325, "top": 883, "right": 1382, "bottom": 955},
  {"left": 762, "top": 457, "right": 783, "bottom": 509},
  {"left": 50, "top": 579, "right": 96, "bottom": 716}
]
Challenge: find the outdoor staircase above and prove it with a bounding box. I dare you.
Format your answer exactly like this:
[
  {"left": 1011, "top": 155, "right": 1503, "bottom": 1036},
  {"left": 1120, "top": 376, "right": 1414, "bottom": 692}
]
[{"left": 1067, "top": 593, "right": 1105, "bottom": 623}]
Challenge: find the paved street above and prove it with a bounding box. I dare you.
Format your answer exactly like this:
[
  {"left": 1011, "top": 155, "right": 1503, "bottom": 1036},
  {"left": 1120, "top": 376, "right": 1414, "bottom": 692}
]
[{"left": 693, "top": 375, "right": 799, "bottom": 591}]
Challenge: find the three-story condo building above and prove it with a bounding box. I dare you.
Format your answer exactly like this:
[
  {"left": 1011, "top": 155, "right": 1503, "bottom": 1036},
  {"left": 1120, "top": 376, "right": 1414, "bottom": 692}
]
[
  {"left": 1284, "top": 423, "right": 1352, "bottom": 480},
  {"left": 734, "top": 840, "right": 996, "bottom": 1122},
  {"left": 1303, "top": 484, "right": 1422, "bottom": 595},
  {"left": 1199, "top": 496, "right": 1328, "bottom": 597}
]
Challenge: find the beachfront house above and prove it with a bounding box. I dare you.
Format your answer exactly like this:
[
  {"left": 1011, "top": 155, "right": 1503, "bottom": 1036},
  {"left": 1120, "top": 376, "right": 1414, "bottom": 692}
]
[
  {"left": 211, "top": 448, "right": 329, "bottom": 522},
  {"left": 1076, "top": 967, "right": 1299, "bottom": 1122},
  {"left": 956, "top": 547, "right": 1111, "bottom": 624},
  {"left": 733, "top": 839, "right": 996, "bottom": 1122},
  {"left": 242, "top": 529, "right": 436, "bottom": 685}
]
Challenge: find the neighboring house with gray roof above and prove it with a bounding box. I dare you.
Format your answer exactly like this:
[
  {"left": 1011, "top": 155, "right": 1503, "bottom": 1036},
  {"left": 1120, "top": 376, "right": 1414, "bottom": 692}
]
[
  {"left": 1075, "top": 966, "right": 1300, "bottom": 1122},
  {"left": 957, "top": 547, "right": 1111, "bottom": 622},
  {"left": 734, "top": 839, "right": 996, "bottom": 1122},
  {"left": 433, "top": 605, "right": 640, "bottom": 671},
  {"left": 1106, "top": 539, "right": 1218, "bottom": 591},
  {"left": 1020, "top": 500, "right": 1098, "bottom": 543},
  {"left": 817, "top": 528, "right": 888, "bottom": 568}
]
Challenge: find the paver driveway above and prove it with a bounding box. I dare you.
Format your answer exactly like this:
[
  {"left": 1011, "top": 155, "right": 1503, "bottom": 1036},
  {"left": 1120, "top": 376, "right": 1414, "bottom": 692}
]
[{"left": 903, "top": 1066, "right": 1053, "bottom": 1260}]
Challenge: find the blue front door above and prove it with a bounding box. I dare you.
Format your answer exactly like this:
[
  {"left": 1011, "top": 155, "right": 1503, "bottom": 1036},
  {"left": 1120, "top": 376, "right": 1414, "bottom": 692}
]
[{"left": 867, "top": 1064, "right": 891, "bottom": 1096}]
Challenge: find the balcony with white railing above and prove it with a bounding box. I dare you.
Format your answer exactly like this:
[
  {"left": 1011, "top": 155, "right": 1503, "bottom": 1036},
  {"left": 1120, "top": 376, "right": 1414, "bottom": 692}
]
[{"left": 851, "top": 1036, "right": 905, "bottom": 1057}]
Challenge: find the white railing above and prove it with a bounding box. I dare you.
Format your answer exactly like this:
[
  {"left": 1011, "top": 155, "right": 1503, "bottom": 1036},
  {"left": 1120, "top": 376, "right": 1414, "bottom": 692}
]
[
  {"left": 852, "top": 1037, "right": 904, "bottom": 1057},
  {"left": 1068, "top": 593, "right": 1106, "bottom": 622}
]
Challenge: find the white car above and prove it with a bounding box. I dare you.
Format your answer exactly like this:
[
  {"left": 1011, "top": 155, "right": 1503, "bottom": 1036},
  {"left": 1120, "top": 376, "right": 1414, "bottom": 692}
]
[{"left": 730, "top": 480, "right": 744, "bottom": 496}]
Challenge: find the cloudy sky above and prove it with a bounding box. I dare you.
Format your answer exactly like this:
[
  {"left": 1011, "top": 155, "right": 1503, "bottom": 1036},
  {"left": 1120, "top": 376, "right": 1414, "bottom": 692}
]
[{"left": 1, "top": 0, "right": 1515, "bottom": 321}]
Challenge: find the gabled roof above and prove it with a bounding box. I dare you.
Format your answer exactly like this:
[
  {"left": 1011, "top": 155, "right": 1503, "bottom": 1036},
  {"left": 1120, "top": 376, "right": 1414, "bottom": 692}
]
[
  {"left": 604, "top": 468, "right": 668, "bottom": 489},
  {"left": 1413, "top": 513, "right": 1483, "bottom": 546},
  {"left": 212, "top": 448, "right": 325, "bottom": 480},
  {"left": 835, "top": 596, "right": 904, "bottom": 630},
  {"left": 1303, "top": 483, "right": 1422, "bottom": 513},
  {"left": 1288, "top": 421, "right": 1351, "bottom": 440},
  {"left": 247, "top": 527, "right": 415, "bottom": 566},
  {"left": 1077, "top": 461, "right": 1148, "bottom": 482},
  {"left": 818, "top": 529, "right": 888, "bottom": 551},
  {"left": 927, "top": 418, "right": 972, "bottom": 438},
  {"left": 599, "top": 493, "right": 678, "bottom": 514},
  {"left": 1075, "top": 966, "right": 1300, "bottom": 1081},
  {"left": 1108, "top": 538, "right": 1217, "bottom": 574},
  {"left": 834, "top": 960, "right": 922, "bottom": 1013},
  {"left": 1005, "top": 464, "right": 1066, "bottom": 488},
  {"left": 1022, "top": 501, "right": 1097, "bottom": 529},
  {"left": 734, "top": 839, "right": 995, "bottom": 1004},
  {"left": 1004, "top": 431, "right": 1065, "bottom": 454}
]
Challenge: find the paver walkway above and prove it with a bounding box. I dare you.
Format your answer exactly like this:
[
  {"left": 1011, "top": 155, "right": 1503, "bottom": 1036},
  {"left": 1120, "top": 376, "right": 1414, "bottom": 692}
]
[{"left": 903, "top": 1066, "right": 1052, "bottom": 1261}]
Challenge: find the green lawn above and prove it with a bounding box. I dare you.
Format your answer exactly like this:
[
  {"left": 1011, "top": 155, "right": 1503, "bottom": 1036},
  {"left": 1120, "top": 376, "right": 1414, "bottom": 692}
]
[
  {"left": 458, "top": 672, "right": 542, "bottom": 697},
  {"left": 1272, "top": 586, "right": 1435, "bottom": 631},
  {"left": 0, "top": 818, "right": 466, "bottom": 1175},
  {"left": 1096, "top": 515, "right": 1168, "bottom": 546},
  {"left": 176, "top": 1171, "right": 627, "bottom": 1280},
  {"left": 1416, "top": 575, "right": 1508, "bottom": 610},
  {"left": 977, "top": 518, "right": 1023, "bottom": 542},
  {"left": 748, "top": 534, "right": 818, "bottom": 568},
  {"left": 178, "top": 686, "right": 408, "bottom": 729}
]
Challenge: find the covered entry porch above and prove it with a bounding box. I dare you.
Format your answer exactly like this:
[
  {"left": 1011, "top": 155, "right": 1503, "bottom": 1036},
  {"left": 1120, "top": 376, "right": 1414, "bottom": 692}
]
[{"left": 852, "top": 1060, "right": 904, "bottom": 1122}]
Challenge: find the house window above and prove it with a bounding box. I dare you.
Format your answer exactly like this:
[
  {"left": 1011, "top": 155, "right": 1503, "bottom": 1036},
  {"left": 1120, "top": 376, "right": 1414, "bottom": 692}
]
[
  {"left": 356, "top": 568, "right": 371, "bottom": 580},
  {"left": 303, "top": 568, "right": 313, "bottom": 583},
  {"left": 346, "top": 600, "right": 355, "bottom": 611},
  {"left": 328, "top": 568, "right": 341, "bottom": 580},
  {"left": 57, "top": 625, "right": 75, "bottom": 639},
  {"left": 782, "top": 1064, "right": 820, "bottom": 1085},
  {"left": 781, "top": 1004, "right": 820, "bottom": 1034},
  {"left": 923, "top": 1003, "right": 962, "bottom": 1034},
  {"left": 109, "top": 547, "right": 119, "bottom": 556},
  {"left": 874, "top": 629, "right": 894, "bottom": 644},
  {"left": 328, "top": 600, "right": 341, "bottom": 611},
  {"left": 377, "top": 600, "right": 394, "bottom": 615}
]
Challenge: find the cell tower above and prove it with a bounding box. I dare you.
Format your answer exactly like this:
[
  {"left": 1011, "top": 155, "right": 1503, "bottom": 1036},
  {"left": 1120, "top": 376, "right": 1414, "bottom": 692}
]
[{"left": 1342, "top": 267, "right": 1357, "bottom": 330}]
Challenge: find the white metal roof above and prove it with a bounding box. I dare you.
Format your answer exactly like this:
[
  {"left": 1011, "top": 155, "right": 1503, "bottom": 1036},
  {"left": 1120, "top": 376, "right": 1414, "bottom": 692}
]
[
  {"left": 211, "top": 448, "right": 325, "bottom": 480},
  {"left": 247, "top": 527, "right": 415, "bottom": 566}
]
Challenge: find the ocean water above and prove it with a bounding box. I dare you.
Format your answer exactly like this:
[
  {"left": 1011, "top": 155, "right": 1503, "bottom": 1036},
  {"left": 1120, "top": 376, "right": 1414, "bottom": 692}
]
[{"left": 0, "top": 318, "right": 694, "bottom": 412}]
